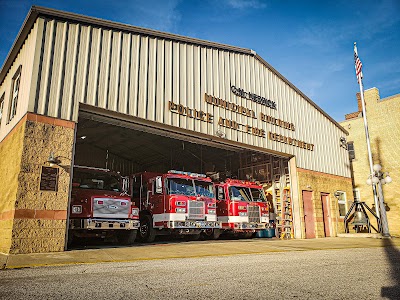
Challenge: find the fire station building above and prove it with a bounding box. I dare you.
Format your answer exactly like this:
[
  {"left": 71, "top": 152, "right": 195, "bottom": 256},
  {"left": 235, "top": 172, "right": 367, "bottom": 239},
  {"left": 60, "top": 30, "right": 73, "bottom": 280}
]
[{"left": 0, "top": 6, "right": 353, "bottom": 254}]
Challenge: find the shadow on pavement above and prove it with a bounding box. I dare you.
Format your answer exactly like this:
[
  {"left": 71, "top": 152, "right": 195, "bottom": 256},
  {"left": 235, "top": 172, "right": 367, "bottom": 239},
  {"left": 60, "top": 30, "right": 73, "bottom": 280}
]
[
  {"left": 68, "top": 234, "right": 274, "bottom": 251},
  {"left": 381, "top": 238, "right": 400, "bottom": 299}
]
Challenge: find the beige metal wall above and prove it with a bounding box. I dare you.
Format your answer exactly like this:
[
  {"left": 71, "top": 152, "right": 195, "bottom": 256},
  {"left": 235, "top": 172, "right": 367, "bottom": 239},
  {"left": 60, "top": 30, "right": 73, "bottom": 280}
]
[
  {"left": 2, "top": 16, "right": 350, "bottom": 177},
  {"left": 0, "top": 21, "right": 38, "bottom": 140}
]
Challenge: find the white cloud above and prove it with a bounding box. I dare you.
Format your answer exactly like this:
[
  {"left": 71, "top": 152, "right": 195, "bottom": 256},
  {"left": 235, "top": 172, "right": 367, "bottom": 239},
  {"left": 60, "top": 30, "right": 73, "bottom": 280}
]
[
  {"left": 294, "top": 1, "right": 400, "bottom": 50},
  {"left": 225, "top": 0, "right": 267, "bottom": 9},
  {"left": 328, "top": 62, "right": 345, "bottom": 72},
  {"left": 117, "top": 0, "right": 182, "bottom": 32}
]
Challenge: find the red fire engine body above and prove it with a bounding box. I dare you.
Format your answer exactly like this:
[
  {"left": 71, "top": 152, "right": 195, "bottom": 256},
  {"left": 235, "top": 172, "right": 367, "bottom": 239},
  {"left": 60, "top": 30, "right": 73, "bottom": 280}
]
[
  {"left": 131, "top": 170, "right": 220, "bottom": 242},
  {"left": 68, "top": 166, "right": 140, "bottom": 246},
  {"left": 213, "top": 179, "right": 269, "bottom": 237}
]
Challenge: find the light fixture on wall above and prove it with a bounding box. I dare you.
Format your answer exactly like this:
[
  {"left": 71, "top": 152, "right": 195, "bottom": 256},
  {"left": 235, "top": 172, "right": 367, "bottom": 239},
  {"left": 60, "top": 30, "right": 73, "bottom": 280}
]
[
  {"left": 340, "top": 137, "right": 347, "bottom": 149},
  {"left": 47, "top": 152, "right": 59, "bottom": 167}
]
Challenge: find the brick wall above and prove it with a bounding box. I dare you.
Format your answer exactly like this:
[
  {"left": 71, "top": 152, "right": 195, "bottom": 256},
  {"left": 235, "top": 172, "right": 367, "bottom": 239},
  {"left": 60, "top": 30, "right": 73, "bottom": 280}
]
[
  {"left": 296, "top": 168, "right": 354, "bottom": 238},
  {"left": 0, "top": 113, "right": 75, "bottom": 254},
  {"left": 340, "top": 88, "right": 400, "bottom": 237},
  {"left": 0, "top": 119, "right": 25, "bottom": 254}
]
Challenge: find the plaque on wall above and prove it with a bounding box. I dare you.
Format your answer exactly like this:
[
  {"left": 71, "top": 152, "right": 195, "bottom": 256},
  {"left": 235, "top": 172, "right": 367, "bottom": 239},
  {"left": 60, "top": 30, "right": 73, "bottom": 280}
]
[{"left": 39, "top": 166, "right": 59, "bottom": 192}]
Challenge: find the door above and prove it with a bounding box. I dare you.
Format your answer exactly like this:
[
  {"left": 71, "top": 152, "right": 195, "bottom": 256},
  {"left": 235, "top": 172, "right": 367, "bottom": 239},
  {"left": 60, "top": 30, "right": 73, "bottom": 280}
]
[
  {"left": 302, "top": 191, "right": 315, "bottom": 239},
  {"left": 321, "top": 193, "right": 331, "bottom": 237}
]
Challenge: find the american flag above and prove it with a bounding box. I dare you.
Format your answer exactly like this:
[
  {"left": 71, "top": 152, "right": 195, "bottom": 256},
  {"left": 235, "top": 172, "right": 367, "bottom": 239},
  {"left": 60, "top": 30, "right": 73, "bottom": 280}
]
[{"left": 354, "top": 43, "right": 363, "bottom": 84}]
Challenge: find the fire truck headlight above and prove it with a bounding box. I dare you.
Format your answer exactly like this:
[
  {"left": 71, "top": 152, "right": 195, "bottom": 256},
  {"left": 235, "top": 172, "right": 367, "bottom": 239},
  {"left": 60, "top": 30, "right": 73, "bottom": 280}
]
[
  {"left": 72, "top": 205, "right": 82, "bottom": 214},
  {"left": 239, "top": 212, "right": 248, "bottom": 217},
  {"left": 238, "top": 206, "right": 247, "bottom": 211},
  {"left": 175, "top": 208, "right": 186, "bottom": 213},
  {"left": 261, "top": 213, "right": 268, "bottom": 217},
  {"left": 176, "top": 201, "right": 186, "bottom": 206},
  {"left": 208, "top": 209, "right": 216, "bottom": 214},
  {"left": 131, "top": 208, "right": 139, "bottom": 216}
]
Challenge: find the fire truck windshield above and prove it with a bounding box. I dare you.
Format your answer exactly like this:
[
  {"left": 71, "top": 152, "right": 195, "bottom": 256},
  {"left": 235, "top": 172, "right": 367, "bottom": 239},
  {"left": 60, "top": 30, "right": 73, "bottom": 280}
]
[
  {"left": 194, "top": 180, "right": 214, "bottom": 198},
  {"left": 167, "top": 178, "right": 196, "bottom": 196},
  {"left": 250, "top": 188, "right": 267, "bottom": 202},
  {"left": 229, "top": 186, "right": 252, "bottom": 202},
  {"left": 73, "top": 170, "right": 122, "bottom": 192}
]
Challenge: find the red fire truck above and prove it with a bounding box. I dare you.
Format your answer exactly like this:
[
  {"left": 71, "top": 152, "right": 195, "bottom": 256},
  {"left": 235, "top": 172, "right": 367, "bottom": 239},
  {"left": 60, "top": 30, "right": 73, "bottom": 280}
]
[
  {"left": 131, "top": 170, "right": 220, "bottom": 242},
  {"left": 68, "top": 166, "right": 140, "bottom": 246},
  {"left": 209, "top": 179, "right": 269, "bottom": 239}
]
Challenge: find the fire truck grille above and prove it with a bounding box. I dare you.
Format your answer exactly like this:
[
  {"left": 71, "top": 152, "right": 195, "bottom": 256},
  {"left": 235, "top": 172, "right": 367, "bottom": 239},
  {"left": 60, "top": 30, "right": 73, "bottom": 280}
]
[
  {"left": 93, "top": 197, "right": 130, "bottom": 219},
  {"left": 188, "top": 201, "right": 205, "bottom": 220},
  {"left": 248, "top": 205, "right": 261, "bottom": 223}
]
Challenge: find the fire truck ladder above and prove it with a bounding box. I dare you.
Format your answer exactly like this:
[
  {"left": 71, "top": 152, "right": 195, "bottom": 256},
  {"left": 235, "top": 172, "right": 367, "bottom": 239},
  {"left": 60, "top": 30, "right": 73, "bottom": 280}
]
[{"left": 280, "top": 187, "right": 293, "bottom": 239}]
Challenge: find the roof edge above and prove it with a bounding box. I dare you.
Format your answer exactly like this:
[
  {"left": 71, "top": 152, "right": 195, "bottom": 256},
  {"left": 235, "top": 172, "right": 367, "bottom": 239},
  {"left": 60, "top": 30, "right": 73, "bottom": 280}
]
[
  {"left": 254, "top": 54, "right": 348, "bottom": 135},
  {"left": 35, "top": 6, "right": 253, "bottom": 54},
  {"left": 0, "top": 5, "right": 348, "bottom": 135},
  {"left": 0, "top": 6, "right": 39, "bottom": 85}
]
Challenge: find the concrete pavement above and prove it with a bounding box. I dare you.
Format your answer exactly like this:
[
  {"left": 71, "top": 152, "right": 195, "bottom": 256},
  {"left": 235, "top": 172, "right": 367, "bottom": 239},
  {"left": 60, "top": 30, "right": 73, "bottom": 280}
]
[{"left": 1, "top": 236, "right": 399, "bottom": 270}]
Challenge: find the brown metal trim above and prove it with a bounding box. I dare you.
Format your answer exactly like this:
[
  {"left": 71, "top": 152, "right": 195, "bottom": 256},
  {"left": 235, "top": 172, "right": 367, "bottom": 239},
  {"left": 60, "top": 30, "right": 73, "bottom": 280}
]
[
  {"left": 0, "top": 8, "right": 37, "bottom": 85},
  {"left": 297, "top": 167, "right": 352, "bottom": 181},
  {"left": 78, "top": 103, "right": 292, "bottom": 159}
]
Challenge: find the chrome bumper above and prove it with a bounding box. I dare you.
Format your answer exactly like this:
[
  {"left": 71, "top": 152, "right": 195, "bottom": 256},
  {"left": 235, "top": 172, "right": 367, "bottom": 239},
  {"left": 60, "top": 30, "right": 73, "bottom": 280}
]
[
  {"left": 232, "top": 222, "right": 268, "bottom": 230},
  {"left": 169, "top": 220, "right": 221, "bottom": 229},
  {"left": 70, "top": 218, "right": 140, "bottom": 230}
]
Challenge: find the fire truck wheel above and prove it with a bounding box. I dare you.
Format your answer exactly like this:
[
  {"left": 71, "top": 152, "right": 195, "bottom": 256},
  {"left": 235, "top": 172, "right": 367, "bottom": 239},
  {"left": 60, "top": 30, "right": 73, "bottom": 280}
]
[
  {"left": 117, "top": 230, "right": 137, "bottom": 245},
  {"left": 243, "top": 232, "right": 254, "bottom": 239},
  {"left": 201, "top": 229, "right": 221, "bottom": 240},
  {"left": 185, "top": 233, "right": 201, "bottom": 241},
  {"left": 138, "top": 215, "right": 156, "bottom": 243}
]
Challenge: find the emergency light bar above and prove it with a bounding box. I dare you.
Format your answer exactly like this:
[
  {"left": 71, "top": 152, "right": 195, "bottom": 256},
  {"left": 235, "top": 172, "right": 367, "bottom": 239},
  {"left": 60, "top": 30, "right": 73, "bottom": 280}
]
[
  {"left": 168, "top": 170, "right": 207, "bottom": 178},
  {"left": 226, "top": 179, "right": 257, "bottom": 185}
]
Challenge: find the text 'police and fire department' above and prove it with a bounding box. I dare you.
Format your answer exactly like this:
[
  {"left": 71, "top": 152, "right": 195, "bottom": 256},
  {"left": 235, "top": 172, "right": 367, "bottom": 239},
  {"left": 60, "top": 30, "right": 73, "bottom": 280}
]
[{"left": 168, "top": 87, "right": 315, "bottom": 150}]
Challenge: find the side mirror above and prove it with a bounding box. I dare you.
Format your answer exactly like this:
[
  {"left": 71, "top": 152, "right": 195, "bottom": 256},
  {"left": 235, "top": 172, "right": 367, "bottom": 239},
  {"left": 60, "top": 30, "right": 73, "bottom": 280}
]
[
  {"left": 217, "top": 186, "right": 224, "bottom": 200},
  {"left": 155, "top": 176, "right": 163, "bottom": 194},
  {"left": 121, "top": 176, "right": 129, "bottom": 194}
]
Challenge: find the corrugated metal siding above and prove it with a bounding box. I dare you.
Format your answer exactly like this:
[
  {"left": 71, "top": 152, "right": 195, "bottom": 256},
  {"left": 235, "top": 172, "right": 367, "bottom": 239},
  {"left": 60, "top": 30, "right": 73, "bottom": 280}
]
[
  {"left": 0, "top": 21, "right": 38, "bottom": 140},
  {"left": 28, "top": 17, "right": 350, "bottom": 177}
]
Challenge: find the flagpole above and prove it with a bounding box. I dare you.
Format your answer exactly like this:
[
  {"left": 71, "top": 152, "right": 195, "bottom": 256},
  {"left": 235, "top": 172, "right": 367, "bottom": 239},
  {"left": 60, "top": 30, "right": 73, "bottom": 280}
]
[{"left": 354, "top": 42, "right": 380, "bottom": 218}]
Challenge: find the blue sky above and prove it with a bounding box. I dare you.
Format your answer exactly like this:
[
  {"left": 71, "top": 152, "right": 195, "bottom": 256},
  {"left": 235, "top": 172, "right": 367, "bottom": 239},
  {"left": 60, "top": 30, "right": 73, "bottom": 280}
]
[{"left": 0, "top": 0, "right": 399, "bottom": 121}]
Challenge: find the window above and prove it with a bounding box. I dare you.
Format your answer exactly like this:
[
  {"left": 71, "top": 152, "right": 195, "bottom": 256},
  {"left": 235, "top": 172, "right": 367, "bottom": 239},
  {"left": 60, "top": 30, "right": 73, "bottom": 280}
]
[
  {"left": 0, "top": 93, "right": 4, "bottom": 126},
  {"left": 347, "top": 142, "right": 355, "bottom": 160},
  {"left": 8, "top": 66, "right": 21, "bottom": 122},
  {"left": 336, "top": 191, "right": 347, "bottom": 217}
]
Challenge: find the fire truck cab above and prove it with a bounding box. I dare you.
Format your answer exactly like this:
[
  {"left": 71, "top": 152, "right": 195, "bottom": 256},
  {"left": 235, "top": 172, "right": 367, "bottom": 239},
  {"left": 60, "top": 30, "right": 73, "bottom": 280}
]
[
  {"left": 68, "top": 166, "right": 140, "bottom": 246},
  {"left": 131, "top": 170, "right": 220, "bottom": 242},
  {"left": 213, "top": 179, "right": 269, "bottom": 238}
]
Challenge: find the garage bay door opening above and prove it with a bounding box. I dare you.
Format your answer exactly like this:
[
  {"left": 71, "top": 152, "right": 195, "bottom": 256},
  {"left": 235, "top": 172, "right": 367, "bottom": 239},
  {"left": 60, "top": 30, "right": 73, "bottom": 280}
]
[{"left": 73, "top": 111, "right": 290, "bottom": 186}]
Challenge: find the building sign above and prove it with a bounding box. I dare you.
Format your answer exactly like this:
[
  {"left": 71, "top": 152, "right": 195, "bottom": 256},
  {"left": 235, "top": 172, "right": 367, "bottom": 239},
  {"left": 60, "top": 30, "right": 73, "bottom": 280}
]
[
  {"left": 269, "top": 132, "right": 314, "bottom": 151},
  {"left": 231, "top": 86, "right": 277, "bottom": 110},
  {"left": 39, "top": 166, "right": 59, "bottom": 191},
  {"left": 260, "top": 112, "right": 295, "bottom": 131},
  {"left": 168, "top": 90, "right": 315, "bottom": 151},
  {"left": 217, "top": 117, "right": 266, "bottom": 137},
  {"left": 169, "top": 101, "right": 213, "bottom": 123},
  {"left": 205, "top": 94, "right": 256, "bottom": 119}
]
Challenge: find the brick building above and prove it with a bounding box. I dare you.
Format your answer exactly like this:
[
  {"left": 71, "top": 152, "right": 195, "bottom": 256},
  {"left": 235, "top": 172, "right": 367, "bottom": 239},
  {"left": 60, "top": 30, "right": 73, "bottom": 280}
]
[
  {"left": 340, "top": 88, "right": 400, "bottom": 236},
  {"left": 1, "top": 6, "right": 354, "bottom": 254}
]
